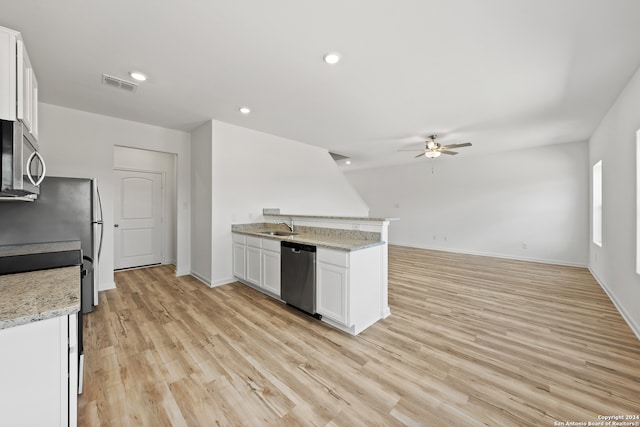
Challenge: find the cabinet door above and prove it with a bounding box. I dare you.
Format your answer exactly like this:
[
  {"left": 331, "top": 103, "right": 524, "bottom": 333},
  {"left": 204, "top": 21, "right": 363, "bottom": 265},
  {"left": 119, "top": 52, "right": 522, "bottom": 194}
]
[
  {"left": 0, "top": 29, "right": 17, "bottom": 121},
  {"left": 17, "top": 39, "right": 34, "bottom": 133},
  {"left": 68, "top": 314, "right": 78, "bottom": 427},
  {"left": 316, "top": 261, "right": 349, "bottom": 325},
  {"left": 0, "top": 316, "right": 69, "bottom": 427},
  {"left": 246, "top": 246, "right": 262, "bottom": 286},
  {"left": 30, "top": 70, "right": 38, "bottom": 140},
  {"left": 262, "top": 249, "right": 281, "bottom": 297},
  {"left": 233, "top": 243, "right": 247, "bottom": 279}
]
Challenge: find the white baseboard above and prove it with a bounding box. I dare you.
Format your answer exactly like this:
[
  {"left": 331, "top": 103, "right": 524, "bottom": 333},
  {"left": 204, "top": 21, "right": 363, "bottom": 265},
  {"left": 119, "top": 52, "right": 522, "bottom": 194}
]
[
  {"left": 589, "top": 268, "right": 640, "bottom": 342},
  {"left": 210, "top": 276, "right": 237, "bottom": 288},
  {"left": 190, "top": 271, "right": 211, "bottom": 286},
  {"left": 391, "top": 242, "right": 588, "bottom": 268},
  {"left": 175, "top": 268, "right": 191, "bottom": 277},
  {"left": 98, "top": 281, "right": 116, "bottom": 291},
  {"left": 189, "top": 272, "right": 236, "bottom": 288}
]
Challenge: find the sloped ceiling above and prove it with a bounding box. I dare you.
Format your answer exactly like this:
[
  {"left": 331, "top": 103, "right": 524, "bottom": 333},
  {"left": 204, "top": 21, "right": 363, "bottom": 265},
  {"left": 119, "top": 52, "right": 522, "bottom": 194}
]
[{"left": 2, "top": 0, "right": 640, "bottom": 169}]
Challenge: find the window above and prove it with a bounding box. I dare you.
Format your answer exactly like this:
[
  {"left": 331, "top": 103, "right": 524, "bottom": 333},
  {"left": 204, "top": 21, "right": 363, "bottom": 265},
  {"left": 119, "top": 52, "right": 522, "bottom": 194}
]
[{"left": 593, "top": 160, "right": 602, "bottom": 247}]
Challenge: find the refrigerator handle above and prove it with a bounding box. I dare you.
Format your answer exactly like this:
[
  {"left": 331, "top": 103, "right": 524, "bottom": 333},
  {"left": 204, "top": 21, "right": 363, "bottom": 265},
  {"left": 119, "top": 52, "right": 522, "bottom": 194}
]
[{"left": 93, "top": 182, "right": 104, "bottom": 261}]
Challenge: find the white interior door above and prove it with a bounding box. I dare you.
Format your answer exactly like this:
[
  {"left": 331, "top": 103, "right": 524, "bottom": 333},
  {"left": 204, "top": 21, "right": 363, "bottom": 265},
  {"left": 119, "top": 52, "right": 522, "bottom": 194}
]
[{"left": 114, "top": 170, "right": 163, "bottom": 269}]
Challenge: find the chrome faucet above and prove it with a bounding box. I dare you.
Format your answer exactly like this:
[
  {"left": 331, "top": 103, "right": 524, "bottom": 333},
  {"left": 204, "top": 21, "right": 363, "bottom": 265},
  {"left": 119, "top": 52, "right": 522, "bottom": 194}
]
[{"left": 277, "top": 217, "right": 295, "bottom": 232}]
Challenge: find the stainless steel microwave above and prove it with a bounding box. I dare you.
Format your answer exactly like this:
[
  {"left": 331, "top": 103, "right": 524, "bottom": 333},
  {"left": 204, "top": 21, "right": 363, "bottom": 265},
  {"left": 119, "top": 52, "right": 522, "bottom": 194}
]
[{"left": 0, "top": 119, "right": 46, "bottom": 200}]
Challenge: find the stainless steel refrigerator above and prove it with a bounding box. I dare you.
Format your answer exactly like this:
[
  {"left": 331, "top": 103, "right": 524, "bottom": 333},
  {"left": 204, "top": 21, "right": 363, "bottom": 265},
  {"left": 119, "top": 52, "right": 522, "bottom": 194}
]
[{"left": 0, "top": 176, "right": 103, "bottom": 313}]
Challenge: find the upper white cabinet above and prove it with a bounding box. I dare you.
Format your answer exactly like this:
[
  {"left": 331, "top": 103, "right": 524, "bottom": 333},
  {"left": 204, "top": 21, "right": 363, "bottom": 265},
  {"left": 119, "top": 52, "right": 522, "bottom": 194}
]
[
  {"left": 0, "top": 26, "right": 39, "bottom": 141},
  {"left": 17, "top": 39, "right": 38, "bottom": 139}
]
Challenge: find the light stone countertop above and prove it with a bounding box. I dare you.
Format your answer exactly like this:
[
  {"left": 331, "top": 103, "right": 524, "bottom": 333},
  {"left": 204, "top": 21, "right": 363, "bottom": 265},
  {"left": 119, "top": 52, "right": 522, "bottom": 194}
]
[
  {"left": 263, "top": 213, "right": 399, "bottom": 222},
  {"left": 232, "top": 223, "right": 385, "bottom": 251},
  {"left": 0, "top": 266, "right": 81, "bottom": 330},
  {"left": 0, "top": 241, "right": 81, "bottom": 257}
]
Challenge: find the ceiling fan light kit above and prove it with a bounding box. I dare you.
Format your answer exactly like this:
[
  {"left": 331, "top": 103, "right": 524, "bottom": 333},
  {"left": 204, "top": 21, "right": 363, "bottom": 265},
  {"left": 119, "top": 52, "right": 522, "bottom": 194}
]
[{"left": 400, "top": 134, "right": 472, "bottom": 159}]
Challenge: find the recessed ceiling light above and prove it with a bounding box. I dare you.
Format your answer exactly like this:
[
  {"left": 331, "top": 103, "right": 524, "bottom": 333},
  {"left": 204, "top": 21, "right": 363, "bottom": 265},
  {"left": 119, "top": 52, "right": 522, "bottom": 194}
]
[
  {"left": 239, "top": 107, "right": 251, "bottom": 114},
  {"left": 129, "top": 71, "right": 147, "bottom": 82},
  {"left": 345, "top": 160, "right": 351, "bottom": 165},
  {"left": 323, "top": 52, "right": 341, "bottom": 65}
]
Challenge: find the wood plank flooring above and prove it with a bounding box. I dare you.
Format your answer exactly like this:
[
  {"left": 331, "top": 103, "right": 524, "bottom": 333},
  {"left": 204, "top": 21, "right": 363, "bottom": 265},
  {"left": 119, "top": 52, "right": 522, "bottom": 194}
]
[{"left": 78, "top": 246, "right": 640, "bottom": 426}]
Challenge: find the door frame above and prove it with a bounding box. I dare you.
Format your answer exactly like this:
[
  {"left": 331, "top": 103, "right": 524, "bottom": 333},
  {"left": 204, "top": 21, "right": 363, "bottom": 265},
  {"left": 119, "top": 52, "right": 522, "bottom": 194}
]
[{"left": 113, "top": 167, "right": 166, "bottom": 269}]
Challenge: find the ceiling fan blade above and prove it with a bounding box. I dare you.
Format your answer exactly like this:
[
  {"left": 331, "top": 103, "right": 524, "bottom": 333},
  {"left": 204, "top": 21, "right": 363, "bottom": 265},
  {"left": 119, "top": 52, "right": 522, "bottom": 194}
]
[
  {"left": 441, "top": 142, "right": 472, "bottom": 150},
  {"left": 414, "top": 152, "right": 426, "bottom": 158},
  {"left": 440, "top": 150, "right": 459, "bottom": 155}
]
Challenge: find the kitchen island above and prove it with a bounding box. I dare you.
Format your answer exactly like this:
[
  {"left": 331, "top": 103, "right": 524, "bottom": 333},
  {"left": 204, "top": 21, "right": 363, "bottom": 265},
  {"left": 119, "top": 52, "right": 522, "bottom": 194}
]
[{"left": 232, "top": 213, "right": 396, "bottom": 335}]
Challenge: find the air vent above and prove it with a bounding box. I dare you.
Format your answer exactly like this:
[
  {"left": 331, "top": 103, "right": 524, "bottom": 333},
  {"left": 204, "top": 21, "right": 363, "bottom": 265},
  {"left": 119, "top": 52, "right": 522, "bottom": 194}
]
[{"left": 102, "top": 74, "right": 138, "bottom": 93}]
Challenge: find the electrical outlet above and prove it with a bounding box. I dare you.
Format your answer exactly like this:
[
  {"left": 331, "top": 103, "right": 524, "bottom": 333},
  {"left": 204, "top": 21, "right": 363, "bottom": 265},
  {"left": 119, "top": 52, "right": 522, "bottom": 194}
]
[
  {"left": 522, "top": 243, "right": 528, "bottom": 250},
  {"left": 352, "top": 224, "right": 361, "bottom": 230}
]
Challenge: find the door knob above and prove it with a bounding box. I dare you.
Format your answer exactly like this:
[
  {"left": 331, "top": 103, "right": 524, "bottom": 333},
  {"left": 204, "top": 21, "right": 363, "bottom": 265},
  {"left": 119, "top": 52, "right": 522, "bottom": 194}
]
[{"left": 114, "top": 224, "right": 119, "bottom": 228}]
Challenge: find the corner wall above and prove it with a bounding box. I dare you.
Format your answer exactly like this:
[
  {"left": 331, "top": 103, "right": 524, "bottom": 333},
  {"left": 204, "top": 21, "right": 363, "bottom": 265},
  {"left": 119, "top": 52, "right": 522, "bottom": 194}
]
[
  {"left": 190, "top": 121, "right": 213, "bottom": 284},
  {"left": 345, "top": 141, "right": 589, "bottom": 266},
  {"left": 38, "top": 103, "right": 191, "bottom": 290},
  {"left": 589, "top": 64, "right": 640, "bottom": 338},
  {"left": 190, "top": 119, "right": 369, "bottom": 286}
]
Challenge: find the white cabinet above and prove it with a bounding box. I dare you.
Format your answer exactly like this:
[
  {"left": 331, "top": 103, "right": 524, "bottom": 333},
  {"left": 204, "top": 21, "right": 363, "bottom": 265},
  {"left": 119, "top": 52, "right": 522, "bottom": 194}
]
[
  {"left": 316, "top": 261, "right": 349, "bottom": 325},
  {"left": 232, "top": 234, "right": 247, "bottom": 279},
  {"left": 316, "top": 246, "right": 384, "bottom": 335},
  {"left": 17, "top": 39, "right": 38, "bottom": 140},
  {"left": 0, "top": 314, "right": 77, "bottom": 427},
  {"left": 245, "top": 236, "right": 262, "bottom": 286},
  {"left": 231, "top": 232, "right": 386, "bottom": 335},
  {"left": 261, "top": 239, "right": 281, "bottom": 297},
  {"left": 232, "top": 233, "right": 281, "bottom": 297},
  {"left": 0, "top": 26, "right": 39, "bottom": 141}
]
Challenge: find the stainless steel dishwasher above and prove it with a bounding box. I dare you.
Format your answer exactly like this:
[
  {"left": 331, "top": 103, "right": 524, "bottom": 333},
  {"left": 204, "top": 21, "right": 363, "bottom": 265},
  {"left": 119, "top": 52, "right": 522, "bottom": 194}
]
[{"left": 281, "top": 241, "right": 319, "bottom": 317}]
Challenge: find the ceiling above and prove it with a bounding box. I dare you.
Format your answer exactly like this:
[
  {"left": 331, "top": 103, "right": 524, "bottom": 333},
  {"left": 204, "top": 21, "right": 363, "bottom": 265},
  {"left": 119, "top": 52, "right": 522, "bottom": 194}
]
[{"left": 3, "top": 0, "right": 640, "bottom": 170}]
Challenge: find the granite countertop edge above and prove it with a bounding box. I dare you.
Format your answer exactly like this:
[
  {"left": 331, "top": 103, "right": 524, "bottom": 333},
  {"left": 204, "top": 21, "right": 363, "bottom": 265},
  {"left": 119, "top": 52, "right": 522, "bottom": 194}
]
[
  {"left": 263, "top": 213, "right": 399, "bottom": 222},
  {"left": 0, "top": 304, "right": 80, "bottom": 330},
  {"left": 0, "top": 265, "right": 81, "bottom": 331},
  {"left": 233, "top": 229, "right": 385, "bottom": 251}
]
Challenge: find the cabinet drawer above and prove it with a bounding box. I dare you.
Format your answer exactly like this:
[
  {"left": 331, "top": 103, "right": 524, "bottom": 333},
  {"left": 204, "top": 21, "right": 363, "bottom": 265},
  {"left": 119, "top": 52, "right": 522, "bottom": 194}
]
[
  {"left": 247, "top": 236, "right": 262, "bottom": 248},
  {"left": 262, "top": 238, "right": 281, "bottom": 252},
  {"left": 317, "top": 248, "right": 349, "bottom": 267},
  {"left": 233, "top": 233, "right": 246, "bottom": 244}
]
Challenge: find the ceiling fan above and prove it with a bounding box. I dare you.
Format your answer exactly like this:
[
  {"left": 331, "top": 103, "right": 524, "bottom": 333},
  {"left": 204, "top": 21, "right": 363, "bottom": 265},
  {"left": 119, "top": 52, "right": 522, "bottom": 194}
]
[{"left": 400, "top": 134, "right": 472, "bottom": 158}]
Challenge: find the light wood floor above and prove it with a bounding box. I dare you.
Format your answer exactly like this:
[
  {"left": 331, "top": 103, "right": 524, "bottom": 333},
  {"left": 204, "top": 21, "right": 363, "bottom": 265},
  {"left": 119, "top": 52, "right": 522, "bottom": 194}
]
[{"left": 78, "top": 246, "right": 640, "bottom": 426}]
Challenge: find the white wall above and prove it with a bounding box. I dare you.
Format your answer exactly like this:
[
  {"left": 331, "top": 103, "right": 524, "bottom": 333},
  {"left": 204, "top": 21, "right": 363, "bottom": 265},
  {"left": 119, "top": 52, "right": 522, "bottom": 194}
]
[
  {"left": 191, "top": 119, "right": 369, "bottom": 286},
  {"left": 113, "top": 146, "right": 177, "bottom": 264},
  {"left": 589, "top": 64, "right": 640, "bottom": 338},
  {"left": 346, "top": 141, "right": 589, "bottom": 266},
  {"left": 39, "top": 103, "right": 191, "bottom": 290},
  {"left": 190, "top": 121, "right": 213, "bottom": 283}
]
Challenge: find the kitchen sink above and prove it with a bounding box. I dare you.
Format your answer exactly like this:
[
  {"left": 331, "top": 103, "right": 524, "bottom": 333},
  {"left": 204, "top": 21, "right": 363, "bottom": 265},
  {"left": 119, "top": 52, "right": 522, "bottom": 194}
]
[{"left": 257, "top": 230, "right": 298, "bottom": 237}]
